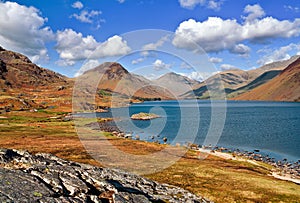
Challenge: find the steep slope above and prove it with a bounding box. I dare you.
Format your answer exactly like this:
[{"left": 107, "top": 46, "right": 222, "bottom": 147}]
[
  {"left": 154, "top": 72, "right": 200, "bottom": 97},
  {"left": 0, "top": 46, "right": 67, "bottom": 88},
  {"left": 0, "top": 46, "right": 72, "bottom": 111},
  {"left": 234, "top": 57, "right": 300, "bottom": 102},
  {"left": 184, "top": 56, "right": 299, "bottom": 99},
  {"left": 79, "top": 62, "right": 173, "bottom": 100},
  {"left": 227, "top": 70, "right": 282, "bottom": 98}
]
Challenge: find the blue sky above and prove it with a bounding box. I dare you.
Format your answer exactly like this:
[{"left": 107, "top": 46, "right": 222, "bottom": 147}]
[{"left": 0, "top": 0, "right": 300, "bottom": 80}]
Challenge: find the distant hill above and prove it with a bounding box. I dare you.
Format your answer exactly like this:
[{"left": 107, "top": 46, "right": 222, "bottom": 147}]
[
  {"left": 233, "top": 57, "right": 300, "bottom": 102},
  {"left": 154, "top": 72, "right": 200, "bottom": 97},
  {"left": 79, "top": 62, "right": 174, "bottom": 100},
  {"left": 183, "top": 56, "right": 299, "bottom": 99}
]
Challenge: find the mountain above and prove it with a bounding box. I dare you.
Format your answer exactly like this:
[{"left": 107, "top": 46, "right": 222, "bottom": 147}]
[
  {"left": 183, "top": 56, "right": 299, "bottom": 99},
  {"left": 154, "top": 72, "right": 200, "bottom": 97},
  {"left": 233, "top": 57, "right": 300, "bottom": 102},
  {"left": 0, "top": 46, "right": 72, "bottom": 112},
  {"left": 79, "top": 62, "right": 174, "bottom": 100},
  {"left": 0, "top": 46, "right": 67, "bottom": 88}
]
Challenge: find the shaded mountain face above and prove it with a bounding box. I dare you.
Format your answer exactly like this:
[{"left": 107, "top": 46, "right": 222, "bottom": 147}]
[
  {"left": 154, "top": 72, "right": 200, "bottom": 97},
  {"left": 184, "top": 56, "right": 299, "bottom": 99},
  {"left": 234, "top": 57, "right": 300, "bottom": 102},
  {"left": 0, "top": 46, "right": 67, "bottom": 88}
]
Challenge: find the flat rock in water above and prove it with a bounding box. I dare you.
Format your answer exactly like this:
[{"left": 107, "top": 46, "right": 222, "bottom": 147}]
[{"left": 0, "top": 148, "right": 211, "bottom": 203}]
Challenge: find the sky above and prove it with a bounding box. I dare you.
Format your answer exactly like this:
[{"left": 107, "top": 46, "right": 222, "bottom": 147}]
[{"left": 0, "top": 0, "right": 300, "bottom": 80}]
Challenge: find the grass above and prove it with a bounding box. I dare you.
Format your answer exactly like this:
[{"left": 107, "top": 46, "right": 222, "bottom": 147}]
[{"left": 0, "top": 111, "right": 299, "bottom": 202}]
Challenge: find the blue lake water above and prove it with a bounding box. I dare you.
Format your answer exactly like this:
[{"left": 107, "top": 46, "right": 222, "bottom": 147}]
[{"left": 95, "top": 100, "right": 300, "bottom": 162}]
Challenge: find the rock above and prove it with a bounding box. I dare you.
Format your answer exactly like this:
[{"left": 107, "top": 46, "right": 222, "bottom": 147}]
[
  {"left": 57, "top": 86, "right": 66, "bottom": 91},
  {"left": 0, "top": 149, "right": 210, "bottom": 203},
  {"left": 130, "top": 112, "right": 160, "bottom": 120}
]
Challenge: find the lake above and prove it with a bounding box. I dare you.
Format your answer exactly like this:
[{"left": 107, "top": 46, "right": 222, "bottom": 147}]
[{"left": 95, "top": 100, "right": 300, "bottom": 162}]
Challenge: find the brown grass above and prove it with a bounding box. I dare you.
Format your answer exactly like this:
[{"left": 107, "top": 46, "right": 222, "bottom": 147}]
[{"left": 0, "top": 111, "right": 299, "bottom": 202}]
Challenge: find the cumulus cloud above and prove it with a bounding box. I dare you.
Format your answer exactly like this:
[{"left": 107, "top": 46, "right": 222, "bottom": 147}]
[
  {"left": 118, "top": 0, "right": 125, "bottom": 3},
  {"left": 209, "top": 57, "right": 223, "bottom": 63},
  {"left": 178, "top": 0, "right": 222, "bottom": 10},
  {"left": 257, "top": 43, "right": 300, "bottom": 65},
  {"left": 220, "top": 64, "right": 238, "bottom": 70},
  {"left": 72, "top": 1, "right": 83, "bottom": 9},
  {"left": 230, "top": 44, "right": 251, "bottom": 56},
  {"left": 70, "top": 2, "right": 103, "bottom": 28},
  {"left": 71, "top": 10, "right": 102, "bottom": 24},
  {"left": 243, "top": 4, "right": 265, "bottom": 23},
  {"left": 153, "top": 59, "right": 171, "bottom": 71},
  {"left": 0, "top": 1, "right": 54, "bottom": 63},
  {"left": 207, "top": 0, "right": 223, "bottom": 11},
  {"left": 173, "top": 4, "right": 300, "bottom": 55},
  {"left": 55, "top": 29, "right": 131, "bottom": 66}
]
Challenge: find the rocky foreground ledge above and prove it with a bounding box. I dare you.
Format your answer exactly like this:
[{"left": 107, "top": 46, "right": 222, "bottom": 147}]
[{"left": 0, "top": 149, "right": 210, "bottom": 203}]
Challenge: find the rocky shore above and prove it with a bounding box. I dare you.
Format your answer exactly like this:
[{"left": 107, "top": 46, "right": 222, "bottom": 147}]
[
  {"left": 85, "top": 119, "right": 300, "bottom": 184},
  {"left": 0, "top": 148, "right": 210, "bottom": 202},
  {"left": 200, "top": 146, "right": 300, "bottom": 184}
]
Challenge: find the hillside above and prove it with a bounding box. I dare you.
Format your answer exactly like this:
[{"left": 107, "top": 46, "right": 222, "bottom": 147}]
[
  {"left": 154, "top": 72, "right": 200, "bottom": 97},
  {"left": 0, "top": 46, "right": 73, "bottom": 112},
  {"left": 233, "top": 57, "right": 300, "bottom": 102},
  {"left": 184, "top": 56, "right": 299, "bottom": 99},
  {"left": 79, "top": 62, "right": 174, "bottom": 101},
  {"left": 0, "top": 46, "right": 67, "bottom": 88}
]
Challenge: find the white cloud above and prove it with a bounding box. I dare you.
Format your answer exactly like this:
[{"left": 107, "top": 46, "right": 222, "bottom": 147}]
[
  {"left": 257, "top": 43, "right": 300, "bottom": 65},
  {"left": 55, "top": 29, "right": 131, "bottom": 65},
  {"left": 207, "top": 0, "right": 223, "bottom": 11},
  {"left": 243, "top": 4, "right": 265, "bottom": 23},
  {"left": 153, "top": 59, "right": 171, "bottom": 71},
  {"left": 230, "top": 44, "right": 251, "bottom": 57},
  {"left": 75, "top": 59, "right": 100, "bottom": 77},
  {"left": 209, "top": 57, "right": 223, "bottom": 63},
  {"left": 181, "top": 71, "right": 214, "bottom": 81},
  {"left": 182, "top": 71, "right": 204, "bottom": 81},
  {"left": 118, "top": 0, "right": 125, "bottom": 3},
  {"left": 143, "top": 35, "right": 169, "bottom": 50},
  {"left": 173, "top": 4, "right": 300, "bottom": 54},
  {"left": 72, "top": 1, "right": 83, "bottom": 9},
  {"left": 179, "top": 0, "right": 223, "bottom": 10},
  {"left": 132, "top": 58, "right": 145, "bottom": 65},
  {"left": 71, "top": 10, "right": 102, "bottom": 24},
  {"left": 284, "top": 5, "right": 299, "bottom": 13},
  {"left": 0, "top": 1, "right": 54, "bottom": 63},
  {"left": 178, "top": 0, "right": 205, "bottom": 9},
  {"left": 220, "top": 64, "right": 238, "bottom": 70}
]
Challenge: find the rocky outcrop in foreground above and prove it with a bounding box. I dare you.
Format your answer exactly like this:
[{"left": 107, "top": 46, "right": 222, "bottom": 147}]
[{"left": 0, "top": 149, "right": 210, "bottom": 203}]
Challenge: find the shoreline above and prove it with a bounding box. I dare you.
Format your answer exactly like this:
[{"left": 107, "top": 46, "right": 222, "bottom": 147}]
[
  {"left": 92, "top": 118, "right": 300, "bottom": 185},
  {"left": 197, "top": 148, "right": 300, "bottom": 185}
]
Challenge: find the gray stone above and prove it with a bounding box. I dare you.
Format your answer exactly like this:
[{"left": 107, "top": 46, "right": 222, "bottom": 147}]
[{"left": 0, "top": 148, "right": 211, "bottom": 203}]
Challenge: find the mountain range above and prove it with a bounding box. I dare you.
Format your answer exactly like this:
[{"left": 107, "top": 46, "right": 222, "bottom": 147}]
[{"left": 0, "top": 46, "right": 299, "bottom": 112}]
